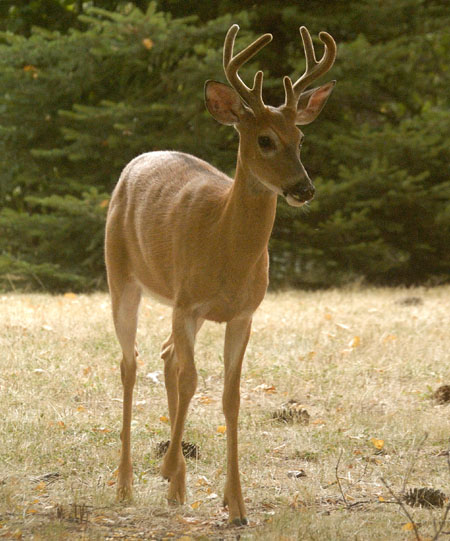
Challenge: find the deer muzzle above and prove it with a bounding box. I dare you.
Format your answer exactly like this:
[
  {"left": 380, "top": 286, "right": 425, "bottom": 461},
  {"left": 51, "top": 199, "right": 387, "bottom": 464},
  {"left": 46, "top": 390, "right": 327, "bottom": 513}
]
[{"left": 283, "top": 181, "right": 315, "bottom": 206}]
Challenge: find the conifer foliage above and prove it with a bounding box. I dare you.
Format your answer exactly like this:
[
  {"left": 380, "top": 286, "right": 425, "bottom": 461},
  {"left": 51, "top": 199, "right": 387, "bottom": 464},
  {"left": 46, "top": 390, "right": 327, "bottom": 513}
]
[{"left": 0, "top": 1, "right": 448, "bottom": 290}]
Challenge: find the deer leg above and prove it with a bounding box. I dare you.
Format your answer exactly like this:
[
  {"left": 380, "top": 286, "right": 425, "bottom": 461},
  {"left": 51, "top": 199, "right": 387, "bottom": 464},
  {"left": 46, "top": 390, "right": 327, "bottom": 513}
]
[
  {"left": 160, "top": 309, "right": 198, "bottom": 504},
  {"left": 110, "top": 281, "right": 142, "bottom": 501},
  {"left": 222, "top": 316, "right": 252, "bottom": 525},
  {"left": 161, "top": 319, "right": 204, "bottom": 433},
  {"left": 161, "top": 333, "right": 179, "bottom": 432}
]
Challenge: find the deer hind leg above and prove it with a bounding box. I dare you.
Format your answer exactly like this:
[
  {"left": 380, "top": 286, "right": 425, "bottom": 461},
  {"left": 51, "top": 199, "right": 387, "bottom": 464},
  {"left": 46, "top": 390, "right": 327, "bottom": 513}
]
[
  {"left": 110, "top": 280, "right": 142, "bottom": 501},
  {"left": 160, "top": 309, "right": 200, "bottom": 504},
  {"left": 222, "top": 316, "right": 252, "bottom": 525}
]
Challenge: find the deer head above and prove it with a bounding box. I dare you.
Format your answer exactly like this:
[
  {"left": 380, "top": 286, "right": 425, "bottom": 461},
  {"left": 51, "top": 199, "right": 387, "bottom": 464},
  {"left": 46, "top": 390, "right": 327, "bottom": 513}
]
[{"left": 205, "top": 24, "right": 337, "bottom": 206}]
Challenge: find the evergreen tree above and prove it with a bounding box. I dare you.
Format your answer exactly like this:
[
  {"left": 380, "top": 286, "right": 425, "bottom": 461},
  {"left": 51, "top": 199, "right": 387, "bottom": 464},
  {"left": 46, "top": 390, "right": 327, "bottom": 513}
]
[{"left": 0, "top": 0, "right": 448, "bottom": 290}]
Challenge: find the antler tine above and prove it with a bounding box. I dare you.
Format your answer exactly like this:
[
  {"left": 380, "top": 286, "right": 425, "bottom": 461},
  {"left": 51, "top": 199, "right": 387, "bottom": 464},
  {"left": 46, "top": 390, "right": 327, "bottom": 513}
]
[
  {"left": 287, "top": 26, "right": 337, "bottom": 107},
  {"left": 283, "top": 76, "right": 296, "bottom": 110},
  {"left": 223, "top": 24, "right": 272, "bottom": 112}
]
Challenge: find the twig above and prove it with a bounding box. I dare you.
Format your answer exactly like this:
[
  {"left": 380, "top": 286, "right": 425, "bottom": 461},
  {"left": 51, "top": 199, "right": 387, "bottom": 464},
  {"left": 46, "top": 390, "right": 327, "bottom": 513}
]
[
  {"left": 335, "top": 449, "right": 350, "bottom": 509},
  {"left": 447, "top": 440, "right": 450, "bottom": 475},
  {"left": 402, "top": 432, "right": 428, "bottom": 494},
  {"left": 431, "top": 439, "right": 450, "bottom": 541},
  {"left": 354, "top": 460, "right": 369, "bottom": 486},
  {"left": 432, "top": 503, "right": 450, "bottom": 541},
  {"left": 380, "top": 476, "right": 421, "bottom": 541}
]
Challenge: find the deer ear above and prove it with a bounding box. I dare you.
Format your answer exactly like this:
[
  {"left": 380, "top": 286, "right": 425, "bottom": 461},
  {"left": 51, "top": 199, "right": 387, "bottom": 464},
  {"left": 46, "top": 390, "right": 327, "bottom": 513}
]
[
  {"left": 205, "top": 80, "right": 246, "bottom": 125},
  {"left": 295, "top": 81, "right": 336, "bottom": 125}
]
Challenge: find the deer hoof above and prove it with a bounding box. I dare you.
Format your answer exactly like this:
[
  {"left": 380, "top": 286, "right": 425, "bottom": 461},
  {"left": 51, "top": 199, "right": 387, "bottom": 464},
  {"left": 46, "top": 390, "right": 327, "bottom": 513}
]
[
  {"left": 230, "top": 517, "right": 248, "bottom": 526},
  {"left": 116, "top": 484, "right": 133, "bottom": 502}
]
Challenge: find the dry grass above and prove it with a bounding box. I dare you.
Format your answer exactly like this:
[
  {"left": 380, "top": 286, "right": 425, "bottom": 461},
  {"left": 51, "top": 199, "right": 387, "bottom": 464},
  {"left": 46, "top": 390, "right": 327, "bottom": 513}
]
[{"left": 0, "top": 287, "right": 449, "bottom": 540}]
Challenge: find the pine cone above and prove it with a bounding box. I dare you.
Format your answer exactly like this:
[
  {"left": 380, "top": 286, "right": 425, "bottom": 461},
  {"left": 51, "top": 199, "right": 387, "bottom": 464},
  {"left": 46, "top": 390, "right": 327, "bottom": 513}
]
[
  {"left": 272, "top": 399, "right": 310, "bottom": 425},
  {"left": 434, "top": 385, "right": 450, "bottom": 404},
  {"left": 155, "top": 440, "right": 200, "bottom": 459},
  {"left": 181, "top": 441, "right": 200, "bottom": 459},
  {"left": 404, "top": 487, "right": 447, "bottom": 509}
]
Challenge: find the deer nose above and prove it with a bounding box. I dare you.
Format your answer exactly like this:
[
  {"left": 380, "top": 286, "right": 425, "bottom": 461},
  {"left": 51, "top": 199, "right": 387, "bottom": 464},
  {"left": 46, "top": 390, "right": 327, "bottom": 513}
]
[{"left": 284, "top": 181, "right": 315, "bottom": 203}]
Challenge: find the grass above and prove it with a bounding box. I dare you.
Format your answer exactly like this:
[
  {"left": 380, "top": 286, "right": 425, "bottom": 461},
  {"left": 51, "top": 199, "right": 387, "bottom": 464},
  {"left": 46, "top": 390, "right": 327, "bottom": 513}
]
[{"left": 0, "top": 286, "right": 449, "bottom": 540}]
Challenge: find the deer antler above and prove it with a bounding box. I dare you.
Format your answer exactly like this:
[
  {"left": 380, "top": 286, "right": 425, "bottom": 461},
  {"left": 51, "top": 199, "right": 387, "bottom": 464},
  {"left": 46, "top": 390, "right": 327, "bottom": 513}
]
[
  {"left": 223, "top": 24, "right": 272, "bottom": 113},
  {"left": 283, "top": 26, "right": 337, "bottom": 110}
]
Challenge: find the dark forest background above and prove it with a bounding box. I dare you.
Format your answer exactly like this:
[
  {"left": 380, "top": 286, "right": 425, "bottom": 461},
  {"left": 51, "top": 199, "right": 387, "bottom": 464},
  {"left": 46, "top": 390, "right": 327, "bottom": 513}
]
[{"left": 0, "top": 0, "right": 448, "bottom": 291}]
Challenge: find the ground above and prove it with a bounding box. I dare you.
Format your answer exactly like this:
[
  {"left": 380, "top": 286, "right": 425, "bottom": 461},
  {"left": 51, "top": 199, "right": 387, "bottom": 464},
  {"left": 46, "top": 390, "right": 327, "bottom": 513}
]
[{"left": 0, "top": 287, "right": 449, "bottom": 540}]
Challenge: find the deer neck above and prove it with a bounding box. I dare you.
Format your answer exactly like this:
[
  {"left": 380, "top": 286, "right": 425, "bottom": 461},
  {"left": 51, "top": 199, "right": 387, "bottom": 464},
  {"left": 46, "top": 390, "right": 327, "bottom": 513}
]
[{"left": 220, "top": 150, "right": 278, "bottom": 266}]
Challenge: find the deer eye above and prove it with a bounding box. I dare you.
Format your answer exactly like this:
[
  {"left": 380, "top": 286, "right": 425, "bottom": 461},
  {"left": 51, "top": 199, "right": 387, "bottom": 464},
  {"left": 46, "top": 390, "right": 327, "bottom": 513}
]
[{"left": 258, "top": 135, "right": 276, "bottom": 151}]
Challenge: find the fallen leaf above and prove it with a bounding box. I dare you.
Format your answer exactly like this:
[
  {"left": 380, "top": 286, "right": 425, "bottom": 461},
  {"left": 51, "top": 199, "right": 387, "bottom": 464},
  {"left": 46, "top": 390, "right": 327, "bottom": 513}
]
[
  {"left": 195, "top": 475, "right": 210, "bottom": 487},
  {"left": 324, "top": 313, "right": 332, "bottom": 321},
  {"left": 57, "top": 421, "right": 66, "bottom": 429},
  {"left": 348, "top": 336, "right": 360, "bottom": 348},
  {"left": 176, "top": 514, "right": 201, "bottom": 525},
  {"left": 253, "top": 383, "right": 276, "bottom": 393},
  {"left": 370, "top": 437, "right": 385, "bottom": 450},
  {"left": 142, "top": 38, "right": 154, "bottom": 50},
  {"left": 93, "top": 427, "right": 110, "bottom": 433},
  {"left": 311, "top": 419, "right": 326, "bottom": 425},
  {"left": 378, "top": 496, "right": 385, "bottom": 502},
  {"left": 198, "top": 395, "right": 213, "bottom": 405},
  {"left": 159, "top": 415, "right": 169, "bottom": 423},
  {"left": 287, "top": 470, "right": 306, "bottom": 478},
  {"left": 63, "top": 292, "right": 77, "bottom": 300},
  {"left": 190, "top": 500, "right": 202, "bottom": 510},
  {"left": 402, "top": 522, "right": 415, "bottom": 531},
  {"left": 216, "top": 425, "right": 226, "bottom": 434}
]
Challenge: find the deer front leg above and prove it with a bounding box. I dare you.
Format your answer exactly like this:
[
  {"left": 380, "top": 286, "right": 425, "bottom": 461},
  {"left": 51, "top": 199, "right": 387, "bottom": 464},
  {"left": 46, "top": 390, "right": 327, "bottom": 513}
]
[
  {"left": 160, "top": 309, "right": 198, "bottom": 505},
  {"left": 161, "top": 319, "right": 204, "bottom": 433},
  {"left": 222, "top": 316, "right": 252, "bottom": 525}
]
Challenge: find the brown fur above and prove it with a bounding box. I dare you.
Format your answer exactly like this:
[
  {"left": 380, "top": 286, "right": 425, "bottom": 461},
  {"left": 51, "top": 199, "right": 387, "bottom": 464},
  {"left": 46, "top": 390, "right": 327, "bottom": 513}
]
[{"left": 105, "top": 24, "right": 336, "bottom": 525}]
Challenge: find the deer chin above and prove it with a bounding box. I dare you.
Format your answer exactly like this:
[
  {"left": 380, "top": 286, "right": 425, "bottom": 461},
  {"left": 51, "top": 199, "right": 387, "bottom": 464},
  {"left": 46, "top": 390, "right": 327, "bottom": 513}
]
[{"left": 285, "top": 194, "right": 306, "bottom": 207}]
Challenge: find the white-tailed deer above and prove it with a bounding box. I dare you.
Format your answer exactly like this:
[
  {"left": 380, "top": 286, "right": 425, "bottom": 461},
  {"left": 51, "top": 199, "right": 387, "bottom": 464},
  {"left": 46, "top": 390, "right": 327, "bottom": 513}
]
[{"left": 105, "top": 24, "right": 336, "bottom": 525}]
